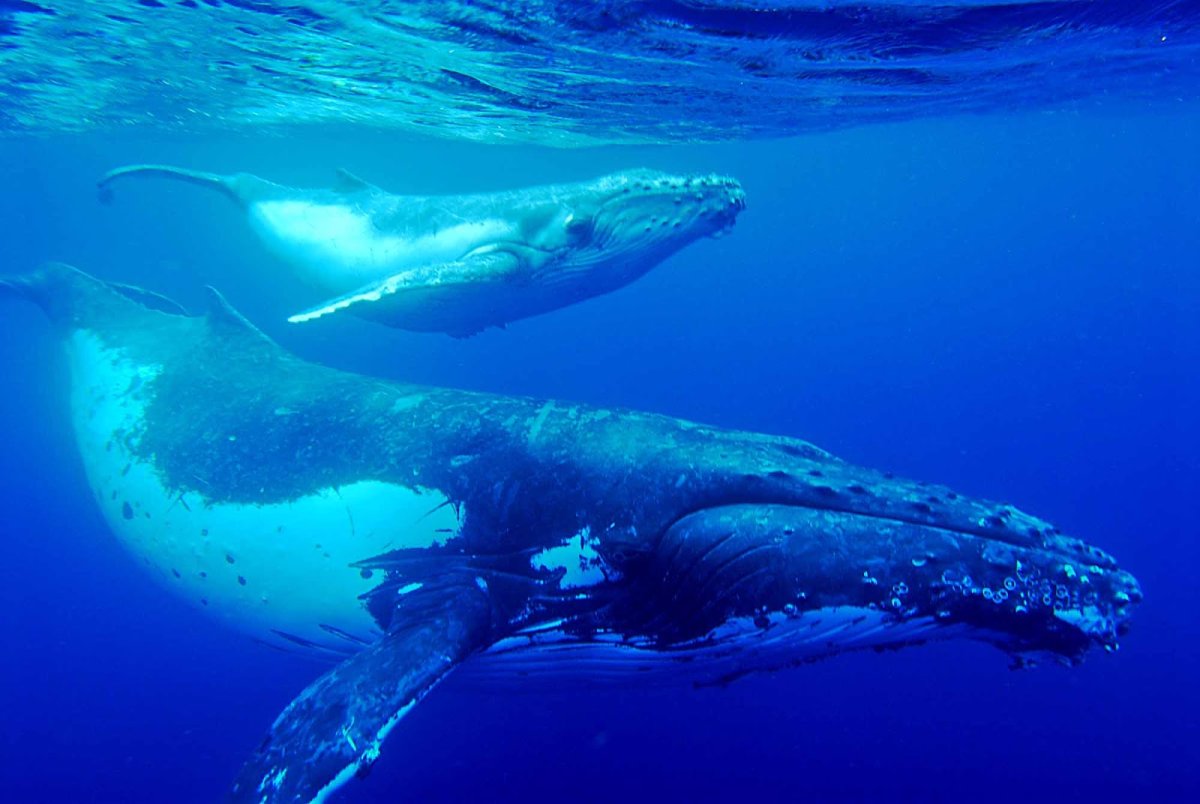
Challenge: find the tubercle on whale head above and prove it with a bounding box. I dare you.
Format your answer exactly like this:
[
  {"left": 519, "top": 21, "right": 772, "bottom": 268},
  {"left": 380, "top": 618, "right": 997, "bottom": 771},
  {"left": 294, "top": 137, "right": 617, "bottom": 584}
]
[
  {"left": 604, "top": 489, "right": 1141, "bottom": 667},
  {"left": 360, "top": 397, "right": 1143, "bottom": 671},
  {"left": 565, "top": 168, "right": 746, "bottom": 259},
  {"left": 525, "top": 417, "right": 1143, "bottom": 668}
]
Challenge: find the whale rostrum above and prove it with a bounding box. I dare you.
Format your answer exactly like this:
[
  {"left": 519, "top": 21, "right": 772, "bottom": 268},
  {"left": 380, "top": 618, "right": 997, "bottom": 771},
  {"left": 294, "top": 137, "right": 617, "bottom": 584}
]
[{"left": 0, "top": 264, "right": 1140, "bottom": 802}]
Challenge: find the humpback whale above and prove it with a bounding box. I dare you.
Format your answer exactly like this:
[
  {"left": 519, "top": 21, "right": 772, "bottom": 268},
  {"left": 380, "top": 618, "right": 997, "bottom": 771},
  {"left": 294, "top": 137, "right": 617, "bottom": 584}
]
[
  {"left": 98, "top": 164, "right": 746, "bottom": 337},
  {"left": 0, "top": 264, "right": 1140, "bottom": 802}
]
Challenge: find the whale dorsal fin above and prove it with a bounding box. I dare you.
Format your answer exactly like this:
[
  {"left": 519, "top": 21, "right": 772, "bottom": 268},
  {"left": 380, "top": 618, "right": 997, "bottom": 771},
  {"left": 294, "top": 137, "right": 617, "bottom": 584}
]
[
  {"left": 202, "top": 286, "right": 279, "bottom": 348},
  {"left": 230, "top": 579, "right": 492, "bottom": 802},
  {"left": 332, "top": 167, "right": 377, "bottom": 194}
]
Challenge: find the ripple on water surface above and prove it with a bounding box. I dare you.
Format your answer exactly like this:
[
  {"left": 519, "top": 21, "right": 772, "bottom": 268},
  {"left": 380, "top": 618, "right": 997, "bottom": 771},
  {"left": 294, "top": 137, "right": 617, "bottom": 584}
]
[{"left": 0, "top": 1, "right": 1197, "bottom": 142}]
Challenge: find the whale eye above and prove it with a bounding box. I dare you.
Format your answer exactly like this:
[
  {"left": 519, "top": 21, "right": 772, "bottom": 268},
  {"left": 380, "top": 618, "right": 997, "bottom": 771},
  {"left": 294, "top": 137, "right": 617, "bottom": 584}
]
[{"left": 563, "top": 213, "right": 594, "bottom": 241}]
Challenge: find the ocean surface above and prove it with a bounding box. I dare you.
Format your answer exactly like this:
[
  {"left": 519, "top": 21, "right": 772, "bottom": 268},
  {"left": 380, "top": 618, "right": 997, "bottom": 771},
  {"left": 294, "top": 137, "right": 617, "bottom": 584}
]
[{"left": 1, "top": 2, "right": 1198, "bottom": 802}]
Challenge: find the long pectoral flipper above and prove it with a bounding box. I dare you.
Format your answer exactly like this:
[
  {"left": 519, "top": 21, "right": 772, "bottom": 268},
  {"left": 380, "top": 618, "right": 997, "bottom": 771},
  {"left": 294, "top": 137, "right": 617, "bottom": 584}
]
[
  {"left": 286, "top": 250, "right": 521, "bottom": 329},
  {"left": 231, "top": 582, "right": 493, "bottom": 803}
]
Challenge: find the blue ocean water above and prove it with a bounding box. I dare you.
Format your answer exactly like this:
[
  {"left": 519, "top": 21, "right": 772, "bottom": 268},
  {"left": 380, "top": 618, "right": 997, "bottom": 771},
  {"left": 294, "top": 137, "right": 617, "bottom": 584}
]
[{"left": 1, "top": 2, "right": 1199, "bottom": 803}]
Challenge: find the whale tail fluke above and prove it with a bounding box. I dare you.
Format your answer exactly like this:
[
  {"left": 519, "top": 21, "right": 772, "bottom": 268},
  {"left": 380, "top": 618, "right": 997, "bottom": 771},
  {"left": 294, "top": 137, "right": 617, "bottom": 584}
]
[
  {"left": 0, "top": 264, "right": 69, "bottom": 315},
  {"left": 0, "top": 263, "right": 105, "bottom": 326},
  {"left": 0, "top": 271, "right": 37, "bottom": 304},
  {"left": 1, "top": 263, "right": 190, "bottom": 330},
  {"left": 97, "top": 164, "right": 241, "bottom": 205}
]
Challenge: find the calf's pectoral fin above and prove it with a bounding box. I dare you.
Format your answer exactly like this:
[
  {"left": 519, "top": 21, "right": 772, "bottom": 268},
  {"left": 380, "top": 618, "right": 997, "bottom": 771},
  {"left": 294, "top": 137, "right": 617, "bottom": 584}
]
[
  {"left": 230, "top": 581, "right": 493, "bottom": 803},
  {"left": 286, "top": 250, "right": 520, "bottom": 326}
]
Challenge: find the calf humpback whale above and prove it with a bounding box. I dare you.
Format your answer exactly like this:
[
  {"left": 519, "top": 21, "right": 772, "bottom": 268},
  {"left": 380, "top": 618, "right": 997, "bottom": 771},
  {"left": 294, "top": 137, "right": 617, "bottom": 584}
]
[
  {"left": 1, "top": 264, "right": 1140, "bottom": 803},
  {"left": 98, "top": 164, "right": 746, "bottom": 337}
]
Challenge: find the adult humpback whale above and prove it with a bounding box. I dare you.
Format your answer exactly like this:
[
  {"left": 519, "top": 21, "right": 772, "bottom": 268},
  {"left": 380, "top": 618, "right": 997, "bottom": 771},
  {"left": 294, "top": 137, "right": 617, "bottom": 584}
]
[
  {"left": 98, "top": 164, "right": 746, "bottom": 336},
  {"left": 1, "top": 264, "right": 1140, "bottom": 803}
]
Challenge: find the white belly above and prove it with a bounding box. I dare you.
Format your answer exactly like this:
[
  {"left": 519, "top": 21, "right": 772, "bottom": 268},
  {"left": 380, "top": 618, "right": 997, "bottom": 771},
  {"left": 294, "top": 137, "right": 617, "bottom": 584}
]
[
  {"left": 66, "top": 330, "right": 463, "bottom": 656},
  {"left": 247, "top": 200, "right": 510, "bottom": 290}
]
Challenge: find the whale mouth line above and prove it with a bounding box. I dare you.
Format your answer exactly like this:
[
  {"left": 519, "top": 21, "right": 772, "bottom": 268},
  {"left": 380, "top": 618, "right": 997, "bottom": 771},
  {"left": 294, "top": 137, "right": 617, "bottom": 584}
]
[{"left": 660, "top": 497, "right": 1086, "bottom": 562}]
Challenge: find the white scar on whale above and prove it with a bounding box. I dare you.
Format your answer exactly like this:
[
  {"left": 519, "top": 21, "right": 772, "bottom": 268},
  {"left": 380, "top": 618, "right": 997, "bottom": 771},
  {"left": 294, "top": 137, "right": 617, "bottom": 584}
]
[{"left": 67, "top": 329, "right": 462, "bottom": 655}]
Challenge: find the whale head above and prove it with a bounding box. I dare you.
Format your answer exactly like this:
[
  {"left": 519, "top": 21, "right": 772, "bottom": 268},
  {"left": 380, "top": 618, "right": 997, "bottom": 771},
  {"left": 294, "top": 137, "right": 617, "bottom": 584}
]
[
  {"left": 595, "top": 167, "right": 744, "bottom": 232},
  {"left": 616, "top": 499, "right": 1143, "bottom": 677},
  {"left": 590, "top": 168, "right": 745, "bottom": 247},
  {"left": 473, "top": 462, "right": 1143, "bottom": 685},
  {"left": 526, "top": 169, "right": 746, "bottom": 284}
]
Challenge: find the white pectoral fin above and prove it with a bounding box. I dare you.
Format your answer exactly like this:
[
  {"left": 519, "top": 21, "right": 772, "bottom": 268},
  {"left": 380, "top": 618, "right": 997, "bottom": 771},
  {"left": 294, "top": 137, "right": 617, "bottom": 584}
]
[
  {"left": 286, "top": 269, "right": 423, "bottom": 324},
  {"left": 230, "top": 580, "right": 492, "bottom": 803},
  {"left": 286, "top": 251, "right": 520, "bottom": 325}
]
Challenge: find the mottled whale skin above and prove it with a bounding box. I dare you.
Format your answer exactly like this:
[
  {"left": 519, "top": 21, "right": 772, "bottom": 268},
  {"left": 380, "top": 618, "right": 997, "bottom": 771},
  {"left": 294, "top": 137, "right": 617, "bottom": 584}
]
[
  {"left": 98, "top": 164, "right": 746, "bottom": 337},
  {"left": 1, "top": 265, "right": 1140, "bottom": 803}
]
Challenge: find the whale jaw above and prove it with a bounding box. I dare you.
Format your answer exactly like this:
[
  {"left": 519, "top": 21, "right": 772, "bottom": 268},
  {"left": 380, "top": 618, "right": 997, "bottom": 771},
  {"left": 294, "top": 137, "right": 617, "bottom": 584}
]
[
  {"left": 458, "top": 500, "right": 1141, "bottom": 687},
  {"left": 629, "top": 504, "right": 1139, "bottom": 669}
]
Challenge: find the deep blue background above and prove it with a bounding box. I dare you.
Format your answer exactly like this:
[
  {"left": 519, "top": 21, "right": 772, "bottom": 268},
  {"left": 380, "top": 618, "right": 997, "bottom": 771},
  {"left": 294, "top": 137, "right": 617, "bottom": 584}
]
[{"left": 1, "top": 108, "right": 1197, "bottom": 801}]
